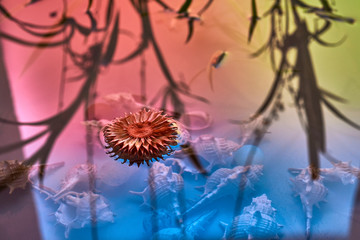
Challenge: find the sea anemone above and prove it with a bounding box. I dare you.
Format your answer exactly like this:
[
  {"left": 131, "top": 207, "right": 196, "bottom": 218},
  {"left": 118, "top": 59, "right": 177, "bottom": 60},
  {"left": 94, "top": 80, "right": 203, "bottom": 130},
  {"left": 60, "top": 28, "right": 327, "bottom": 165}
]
[{"left": 103, "top": 109, "right": 178, "bottom": 166}]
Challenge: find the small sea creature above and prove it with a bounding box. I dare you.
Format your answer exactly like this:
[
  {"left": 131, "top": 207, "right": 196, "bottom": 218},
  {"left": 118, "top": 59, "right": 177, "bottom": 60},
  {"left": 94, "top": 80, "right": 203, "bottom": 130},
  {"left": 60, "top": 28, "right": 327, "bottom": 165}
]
[
  {"left": 0, "top": 160, "right": 63, "bottom": 194},
  {"left": 130, "top": 162, "right": 184, "bottom": 227},
  {"left": 185, "top": 165, "right": 263, "bottom": 215},
  {"left": 179, "top": 110, "right": 213, "bottom": 131},
  {"left": 208, "top": 51, "right": 228, "bottom": 91},
  {"left": 52, "top": 164, "right": 96, "bottom": 201},
  {"left": 174, "top": 134, "right": 243, "bottom": 171},
  {"left": 290, "top": 169, "right": 328, "bottom": 238},
  {"left": 189, "top": 50, "right": 228, "bottom": 91},
  {"left": 152, "top": 210, "right": 217, "bottom": 240},
  {"left": 54, "top": 191, "right": 115, "bottom": 238},
  {"left": 103, "top": 109, "right": 178, "bottom": 167},
  {"left": 223, "top": 194, "right": 282, "bottom": 239}
]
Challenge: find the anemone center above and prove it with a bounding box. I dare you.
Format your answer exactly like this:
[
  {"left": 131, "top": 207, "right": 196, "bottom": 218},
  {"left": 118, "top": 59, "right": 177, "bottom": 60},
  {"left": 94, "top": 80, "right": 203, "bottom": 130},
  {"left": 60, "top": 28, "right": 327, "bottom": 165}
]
[{"left": 127, "top": 122, "right": 153, "bottom": 138}]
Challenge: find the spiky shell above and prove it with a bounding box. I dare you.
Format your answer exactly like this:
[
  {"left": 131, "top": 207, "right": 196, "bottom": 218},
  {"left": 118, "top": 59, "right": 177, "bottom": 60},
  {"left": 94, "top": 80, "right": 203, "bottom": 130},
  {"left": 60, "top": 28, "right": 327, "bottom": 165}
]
[
  {"left": 229, "top": 213, "right": 282, "bottom": 240},
  {"left": 291, "top": 169, "right": 328, "bottom": 216},
  {"left": 188, "top": 135, "right": 242, "bottom": 169},
  {"left": 55, "top": 192, "right": 114, "bottom": 238},
  {"left": 202, "top": 168, "right": 237, "bottom": 196},
  {"left": 53, "top": 164, "right": 96, "bottom": 201},
  {"left": 243, "top": 194, "right": 277, "bottom": 219},
  {"left": 130, "top": 162, "right": 185, "bottom": 229},
  {"left": 228, "top": 195, "right": 281, "bottom": 240},
  {"left": 0, "top": 160, "right": 31, "bottom": 194},
  {"left": 103, "top": 109, "right": 178, "bottom": 167},
  {"left": 148, "top": 162, "right": 184, "bottom": 204},
  {"left": 321, "top": 162, "right": 358, "bottom": 185},
  {"left": 185, "top": 165, "right": 263, "bottom": 215},
  {"left": 173, "top": 121, "right": 191, "bottom": 146},
  {"left": 291, "top": 169, "right": 328, "bottom": 238},
  {"left": 203, "top": 165, "right": 263, "bottom": 196}
]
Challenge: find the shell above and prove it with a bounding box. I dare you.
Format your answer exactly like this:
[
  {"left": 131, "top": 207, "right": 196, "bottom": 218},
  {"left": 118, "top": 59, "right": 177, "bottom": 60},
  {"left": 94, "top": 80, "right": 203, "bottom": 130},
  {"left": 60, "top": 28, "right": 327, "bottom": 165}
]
[
  {"left": 130, "top": 162, "right": 185, "bottom": 227},
  {"left": 0, "top": 160, "right": 64, "bottom": 194},
  {"left": 103, "top": 92, "right": 144, "bottom": 113},
  {"left": 320, "top": 162, "right": 358, "bottom": 185},
  {"left": 175, "top": 134, "right": 242, "bottom": 171},
  {"left": 291, "top": 169, "right": 328, "bottom": 238},
  {"left": 226, "top": 194, "right": 282, "bottom": 240},
  {"left": 173, "top": 121, "right": 191, "bottom": 146},
  {"left": 152, "top": 210, "right": 217, "bottom": 240},
  {"left": 185, "top": 165, "right": 263, "bottom": 215},
  {"left": 179, "top": 110, "right": 213, "bottom": 131},
  {"left": 289, "top": 162, "right": 359, "bottom": 185},
  {"left": 164, "top": 157, "right": 200, "bottom": 176},
  {"left": 0, "top": 160, "right": 31, "bottom": 194},
  {"left": 242, "top": 194, "right": 277, "bottom": 219},
  {"left": 52, "top": 164, "right": 97, "bottom": 201},
  {"left": 54, "top": 191, "right": 115, "bottom": 238}
]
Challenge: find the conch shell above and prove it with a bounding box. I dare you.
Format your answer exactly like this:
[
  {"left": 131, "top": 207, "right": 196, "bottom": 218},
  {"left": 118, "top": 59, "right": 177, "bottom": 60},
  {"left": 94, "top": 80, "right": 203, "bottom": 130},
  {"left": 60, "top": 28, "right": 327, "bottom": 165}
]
[{"left": 0, "top": 160, "right": 63, "bottom": 194}]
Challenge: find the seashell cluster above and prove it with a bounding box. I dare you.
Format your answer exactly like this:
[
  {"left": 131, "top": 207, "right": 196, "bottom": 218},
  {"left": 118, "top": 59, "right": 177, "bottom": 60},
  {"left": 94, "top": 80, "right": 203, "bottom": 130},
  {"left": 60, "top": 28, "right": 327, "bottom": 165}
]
[
  {"left": 291, "top": 168, "right": 328, "bottom": 238},
  {"left": 185, "top": 165, "right": 263, "bottom": 215},
  {"left": 103, "top": 109, "right": 178, "bottom": 166},
  {"left": 55, "top": 191, "right": 115, "bottom": 238},
  {"left": 225, "top": 194, "right": 282, "bottom": 240}
]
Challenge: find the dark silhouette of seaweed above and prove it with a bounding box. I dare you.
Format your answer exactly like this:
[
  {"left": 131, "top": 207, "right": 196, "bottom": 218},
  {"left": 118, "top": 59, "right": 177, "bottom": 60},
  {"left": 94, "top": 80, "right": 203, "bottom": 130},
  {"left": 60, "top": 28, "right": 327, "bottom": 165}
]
[
  {"left": 230, "top": 0, "right": 359, "bottom": 238},
  {"left": 0, "top": 38, "right": 42, "bottom": 240}
]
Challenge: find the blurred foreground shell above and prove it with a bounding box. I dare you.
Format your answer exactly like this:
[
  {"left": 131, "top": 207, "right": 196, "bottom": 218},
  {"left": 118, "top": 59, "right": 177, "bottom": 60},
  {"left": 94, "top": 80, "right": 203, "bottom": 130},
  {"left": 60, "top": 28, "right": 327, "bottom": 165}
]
[
  {"left": 226, "top": 194, "right": 282, "bottom": 239},
  {"left": 103, "top": 109, "right": 178, "bottom": 166},
  {"left": 0, "top": 160, "right": 31, "bottom": 194}
]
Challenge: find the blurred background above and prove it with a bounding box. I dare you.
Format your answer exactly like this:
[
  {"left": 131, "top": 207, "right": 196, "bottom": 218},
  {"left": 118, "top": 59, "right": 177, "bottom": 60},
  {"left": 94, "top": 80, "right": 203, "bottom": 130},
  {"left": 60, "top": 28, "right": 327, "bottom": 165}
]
[{"left": 1, "top": 0, "right": 359, "bottom": 239}]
